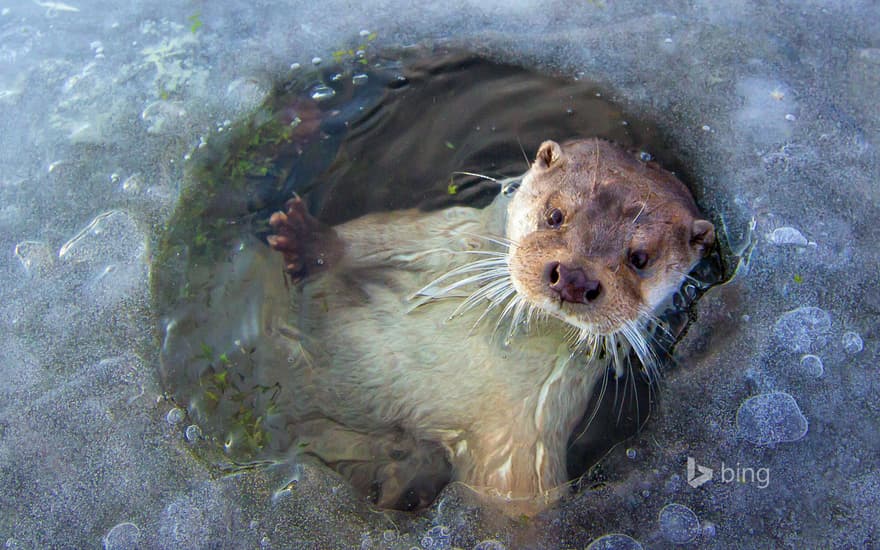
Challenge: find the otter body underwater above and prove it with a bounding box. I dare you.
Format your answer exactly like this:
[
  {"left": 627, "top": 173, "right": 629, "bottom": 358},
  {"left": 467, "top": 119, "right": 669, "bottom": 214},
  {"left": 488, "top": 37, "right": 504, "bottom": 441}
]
[{"left": 264, "top": 138, "right": 715, "bottom": 512}]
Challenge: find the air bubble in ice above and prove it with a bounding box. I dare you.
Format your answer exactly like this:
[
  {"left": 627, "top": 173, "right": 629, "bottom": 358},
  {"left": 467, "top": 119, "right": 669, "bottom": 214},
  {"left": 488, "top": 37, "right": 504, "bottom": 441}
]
[
  {"left": 185, "top": 424, "right": 202, "bottom": 442},
  {"left": 842, "top": 331, "right": 863, "bottom": 354},
  {"left": 166, "top": 407, "right": 185, "bottom": 424},
  {"left": 421, "top": 525, "right": 451, "bottom": 549},
  {"left": 774, "top": 306, "right": 832, "bottom": 353},
  {"left": 736, "top": 391, "right": 808, "bottom": 445},
  {"left": 767, "top": 226, "right": 808, "bottom": 246},
  {"left": 701, "top": 522, "right": 717, "bottom": 538},
  {"left": 226, "top": 77, "right": 266, "bottom": 111},
  {"left": 586, "top": 533, "right": 643, "bottom": 550},
  {"left": 659, "top": 503, "right": 700, "bottom": 544},
  {"left": 14, "top": 241, "right": 54, "bottom": 276},
  {"left": 103, "top": 522, "right": 140, "bottom": 550},
  {"left": 798, "top": 354, "right": 824, "bottom": 378},
  {"left": 141, "top": 100, "right": 187, "bottom": 134}
]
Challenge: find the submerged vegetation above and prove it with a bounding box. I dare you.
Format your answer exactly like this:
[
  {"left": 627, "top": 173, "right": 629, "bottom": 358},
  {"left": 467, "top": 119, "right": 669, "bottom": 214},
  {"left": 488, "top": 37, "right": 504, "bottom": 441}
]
[{"left": 152, "top": 38, "right": 389, "bottom": 468}]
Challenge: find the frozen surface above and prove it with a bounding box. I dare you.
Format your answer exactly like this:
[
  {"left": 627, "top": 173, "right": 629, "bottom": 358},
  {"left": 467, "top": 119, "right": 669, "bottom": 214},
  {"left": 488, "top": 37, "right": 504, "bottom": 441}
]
[{"left": 1, "top": 0, "right": 878, "bottom": 547}]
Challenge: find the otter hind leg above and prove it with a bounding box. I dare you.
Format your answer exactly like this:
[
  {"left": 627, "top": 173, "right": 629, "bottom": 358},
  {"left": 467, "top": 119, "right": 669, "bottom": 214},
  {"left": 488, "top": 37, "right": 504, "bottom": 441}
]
[
  {"left": 371, "top": 441, "right": 452, "bottom": 511},
  {"left": 295, "top": 419, "right": 451, "bottom": 510},
  {"left": 267, "top": 196, "right": 343, "bottom": 281}
]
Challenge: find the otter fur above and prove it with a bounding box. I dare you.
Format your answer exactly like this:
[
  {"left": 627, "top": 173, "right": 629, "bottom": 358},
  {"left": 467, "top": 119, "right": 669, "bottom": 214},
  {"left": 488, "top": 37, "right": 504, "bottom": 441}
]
[{"left": 265, "top": 138, "right": 715, "bottom": 512}]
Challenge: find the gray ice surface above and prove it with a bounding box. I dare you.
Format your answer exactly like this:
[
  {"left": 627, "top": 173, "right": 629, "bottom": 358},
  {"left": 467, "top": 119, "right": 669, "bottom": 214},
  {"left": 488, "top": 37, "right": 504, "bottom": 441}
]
[{"left": 1, "top": 0, "right": 879, "bottom": 548}]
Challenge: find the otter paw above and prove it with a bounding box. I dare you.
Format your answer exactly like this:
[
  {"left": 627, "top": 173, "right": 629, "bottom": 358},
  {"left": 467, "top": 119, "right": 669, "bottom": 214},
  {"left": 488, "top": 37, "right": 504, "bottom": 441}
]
[{"left": 267, "top": 196, "right": 340, "bottom": 281}]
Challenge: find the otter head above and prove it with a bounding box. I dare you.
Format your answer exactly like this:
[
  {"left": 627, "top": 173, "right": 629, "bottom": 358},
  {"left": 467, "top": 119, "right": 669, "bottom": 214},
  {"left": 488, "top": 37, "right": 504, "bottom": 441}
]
[{"left": 506, "top": 139, "right": 715, "bottom": 338}]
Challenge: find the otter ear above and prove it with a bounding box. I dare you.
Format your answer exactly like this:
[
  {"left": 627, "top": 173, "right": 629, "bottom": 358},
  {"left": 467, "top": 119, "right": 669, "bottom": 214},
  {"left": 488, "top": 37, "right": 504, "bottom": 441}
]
[
  {"left": 535, "top": 140, "right": 563, "bottom": 169},
  {"left": 691, "top": 219, "right": 715, "bottom": 254}
]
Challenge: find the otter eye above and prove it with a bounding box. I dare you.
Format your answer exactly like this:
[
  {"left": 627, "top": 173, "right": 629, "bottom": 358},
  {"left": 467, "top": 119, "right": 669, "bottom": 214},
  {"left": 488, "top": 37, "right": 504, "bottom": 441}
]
[
  {"left": 546, "top": 208, "right": 564, "bottom": 228},
  {"left": 629, "top": 250, "right": 649, "bottom": 270}
]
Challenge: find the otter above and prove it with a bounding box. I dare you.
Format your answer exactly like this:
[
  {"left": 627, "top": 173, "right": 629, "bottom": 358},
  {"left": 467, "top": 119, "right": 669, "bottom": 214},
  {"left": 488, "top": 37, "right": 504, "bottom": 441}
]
[{"left": 264, "top": 138, "right": 715, "bottom": 512}]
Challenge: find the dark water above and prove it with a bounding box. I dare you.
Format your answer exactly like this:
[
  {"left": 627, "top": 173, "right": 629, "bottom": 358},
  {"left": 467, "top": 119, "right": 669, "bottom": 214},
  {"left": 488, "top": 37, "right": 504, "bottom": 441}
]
[{"left": 152, "top": 49, "right": 724, "bottom": 508}]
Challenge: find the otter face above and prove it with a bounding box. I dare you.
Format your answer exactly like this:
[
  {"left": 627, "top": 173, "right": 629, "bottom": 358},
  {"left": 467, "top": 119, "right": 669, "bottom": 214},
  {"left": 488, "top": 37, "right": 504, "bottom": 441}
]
[{"left": 506, "top": 139, "right": 714, "bottom": 336}]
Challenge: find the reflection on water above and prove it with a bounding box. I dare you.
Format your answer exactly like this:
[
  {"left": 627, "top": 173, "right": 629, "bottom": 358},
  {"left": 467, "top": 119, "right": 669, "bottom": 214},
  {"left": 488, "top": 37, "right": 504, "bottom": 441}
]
[{"left": 152, "top": 50, "right": 723, "bottom": 509}]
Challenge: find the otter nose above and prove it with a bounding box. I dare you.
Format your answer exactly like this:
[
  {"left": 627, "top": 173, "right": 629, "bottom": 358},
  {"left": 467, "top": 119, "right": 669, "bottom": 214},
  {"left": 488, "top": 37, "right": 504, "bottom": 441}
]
[{"left": 545, "top": 261, "right": 602, "bottom": 304}]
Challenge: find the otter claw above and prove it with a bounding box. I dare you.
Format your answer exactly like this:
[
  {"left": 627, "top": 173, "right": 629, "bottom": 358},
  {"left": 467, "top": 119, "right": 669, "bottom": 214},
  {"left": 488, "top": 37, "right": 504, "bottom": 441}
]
[
  {"left": 267, "top": 195, "right": 341, "bottom": 281},
  {"left": 285, "top": 195, "right": 303, "bottom": 210},
  {"left": 269, "top": 211, "right": 288, "bottom": 226}
]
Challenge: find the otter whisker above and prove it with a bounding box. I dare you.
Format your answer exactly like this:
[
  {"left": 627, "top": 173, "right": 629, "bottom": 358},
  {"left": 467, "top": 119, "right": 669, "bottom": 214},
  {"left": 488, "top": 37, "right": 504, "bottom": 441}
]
[
  {"left": 412, "top": 257, "right": 508, "bottom": 298},
  {"left": 413, "top": 274, "right": 506, "bottom": 307},
  {"left": 451, "top": 170, "right": 503, "bottom": 183},
  {"left": 605, "top": 328, "right": 636, "bottom": 426},
  {"left": 635, "top": 305, "right": 677, "bottom": 345},
  {"left": 423, "top": 256, "right": 507, "bottom": 281},
  {"left": 470, "top": 287, "right": 517, "bottom": 335},
  {"left": 611, "top": 361, "right": 622, "bottom": 421},
  {"left": 525, "top": 303, "right": 541, "bottom": 330},
  {"left": 444, "top": 249, "right": 510, "bottom": 258},
  {"left": 454, "top": 230, "right": 519, "bottom": 249},
  {"left": 505, "top": 298, "right": 529, "bottom": 343},
  {"left": 627, "top": 356, "right": 640, "bottom": 427},
  {"left": 631, "top": 199, "right": 648, "bottom": 224},
  {"left": 637, "top": 307, "right": 674, "bottom": 340},
  {"left": 621, "top": 319, "right": 655, "bottom": 377},
  {"left": 485, "top": 284, "right": 517, "bottom": 306},
  {"left": 609, "top": 332, "right": 626, "bottom": 380},
  {"left": 573, "top": 329, "right": 602, "bottom": 359},
  {"left": 570, "top": 360, "right": 611, "bottom": 445},
  {"left": 452, "top": 277, "right": 514, "bottom": 318},
  {"left": 667, "top": 267, "right": 704, "bottom": 287},
  {"left": 630, "top": 319, "right": 675, "bottom": 388},
  {"left": 516, "top": 136, "right": 530, "bottom": 169},
  {"left": 492, "top": 293, "right": 523, "bottom": 341},
  {"left": 600, "top": 317, "right": 665, "bottom": 430},
  {"left": 434, "top": 268, "right": 511, "bottom": 296}
]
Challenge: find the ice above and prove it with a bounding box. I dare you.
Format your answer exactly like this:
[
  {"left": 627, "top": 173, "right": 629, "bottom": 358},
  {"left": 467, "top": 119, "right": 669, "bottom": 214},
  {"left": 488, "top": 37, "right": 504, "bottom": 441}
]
[
  {"left": 184, "top": 424, "right": 202, "bottom": 442},
  {"left": 14, "top": 240, "right": 55, "bottom": 276},
  {"left": 736, "top": 392, "right": 809, "bottom": 445},
  {"left": 420, "top": 525, "right": 452, "bottom": 549},
  {"left": 140, "top": 100, "right": 187, "bottom": 134},
  {"left": 766, "top": 226, "right": 809, "bottom": 246},
  {"left": 798, "top": 354, "right": 824, "bottom": 378},
  {"left": 842, "top": 331, "right": 864, "bottom": 355},
  {"left": 103, "top": 522, "right": 141, "bottom": 550},
  {"left": 658, "top": 503, "right": 700, "bottom": 544},
  {"left": 586, "top": 534, "right": 643, "bottom": 549},
  {"left": 1, "top": 0, "right": 878, "bottom": 547},
  {"left": 58, "top": 210, "right": 144, "bottom": 265},
  {"left": 165, "top": 407, "right": 185, "bottom": 424},
  {"left": 735, "top": 77, "right": 797, "bottom": 147},
  {"left": 773, "top": 306, "right": 832, "bottom": 354}
]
